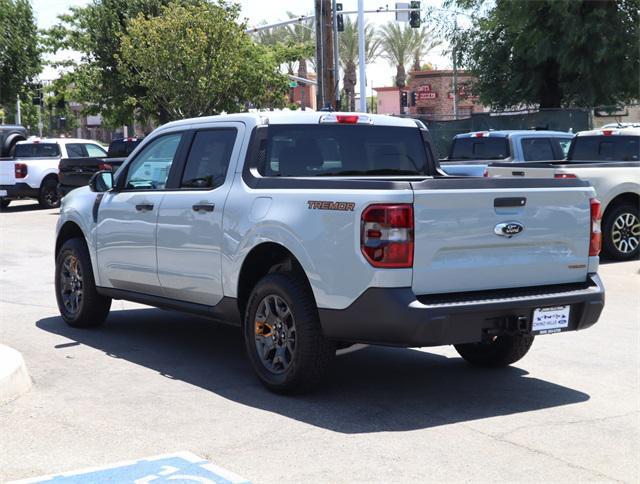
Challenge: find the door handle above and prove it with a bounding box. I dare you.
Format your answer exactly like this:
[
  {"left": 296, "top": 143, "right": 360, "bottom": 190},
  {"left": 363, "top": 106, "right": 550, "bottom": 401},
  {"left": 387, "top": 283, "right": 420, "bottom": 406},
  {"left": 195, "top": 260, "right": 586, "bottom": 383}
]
[
  {"left": 192, "top": 203, "right": 214, "bottom": 213},
  {"left": 135, "top": 203, "right": 154, "bottom": 212}
]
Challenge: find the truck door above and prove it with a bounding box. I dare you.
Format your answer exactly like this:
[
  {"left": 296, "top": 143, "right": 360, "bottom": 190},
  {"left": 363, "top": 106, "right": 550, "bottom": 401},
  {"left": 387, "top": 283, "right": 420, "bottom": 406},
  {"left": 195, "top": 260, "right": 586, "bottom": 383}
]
[{"left": 156, "top": 124, "right": 243, "bottom": 306}]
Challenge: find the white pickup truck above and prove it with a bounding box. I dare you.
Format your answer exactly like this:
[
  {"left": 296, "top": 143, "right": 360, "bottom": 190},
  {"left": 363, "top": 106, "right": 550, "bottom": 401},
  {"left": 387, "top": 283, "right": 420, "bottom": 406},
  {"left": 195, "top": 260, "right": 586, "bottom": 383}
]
[
  {"left": 487, "top": 127, "right": 640, "bottom": 260},
  {"left": 54, "top": 112, "right": 605, "bottom": 393},
  {"left": 0, "top": 138, "right": 107, "bottom": 209}
]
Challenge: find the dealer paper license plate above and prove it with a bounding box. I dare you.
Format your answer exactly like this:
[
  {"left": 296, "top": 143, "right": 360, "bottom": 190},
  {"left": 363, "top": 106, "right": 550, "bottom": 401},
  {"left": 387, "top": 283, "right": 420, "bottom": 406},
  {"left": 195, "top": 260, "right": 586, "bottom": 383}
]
[{"left": 532, "top": 305, "right": 570, "bottom": 334}]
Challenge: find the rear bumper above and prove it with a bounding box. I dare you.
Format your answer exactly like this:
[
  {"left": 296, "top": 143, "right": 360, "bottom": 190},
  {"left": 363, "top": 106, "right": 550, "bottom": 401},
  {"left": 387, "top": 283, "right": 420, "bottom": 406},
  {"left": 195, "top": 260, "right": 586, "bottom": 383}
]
[
  {"left": 318, "top": 274, "right": 605, "bottom": 347},
  {"left": 0, "top": 183, "right": 39, "bottom": 199}
]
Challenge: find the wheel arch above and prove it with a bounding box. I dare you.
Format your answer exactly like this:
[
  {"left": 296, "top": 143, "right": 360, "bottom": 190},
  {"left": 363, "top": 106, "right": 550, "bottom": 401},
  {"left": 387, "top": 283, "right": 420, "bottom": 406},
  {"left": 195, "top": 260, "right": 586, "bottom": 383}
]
[
  {"left": 602, "top": 192, "right": 639, "bottom": 220},
  {"left": 236, "top": 242, "right": 315, "bottom": 320},
  {"left": 55, "top": 221, "right": 87, "bottom": 257}
]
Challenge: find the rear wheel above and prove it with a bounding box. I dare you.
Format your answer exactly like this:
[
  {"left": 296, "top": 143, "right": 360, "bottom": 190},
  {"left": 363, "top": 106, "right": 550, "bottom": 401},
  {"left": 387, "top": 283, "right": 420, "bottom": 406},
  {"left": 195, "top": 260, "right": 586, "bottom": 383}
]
[
  {"left": 39, "top": 177, "right": 60, "bottom": 209},
  {"left": 0, "top": 198, "right": 10, "bottom": 210},
  {"left": 244, "top": 272, "right": 335, "bottom": 393},
  {"left": 602, "top": 203, "right": 639, "bottom": 261},
  {"left": 455, "top": 334, "right": 534, "bottom": 367},
  {"left": 55, "top": 238, "right": 111, "bottom": 328}
]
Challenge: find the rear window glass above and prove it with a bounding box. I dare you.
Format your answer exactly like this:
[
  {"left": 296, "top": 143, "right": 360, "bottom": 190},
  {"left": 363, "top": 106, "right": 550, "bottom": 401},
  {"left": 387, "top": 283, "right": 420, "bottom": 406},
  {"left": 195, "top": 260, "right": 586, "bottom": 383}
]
[
  {"left": 570, "top": 135, "right": 639, "bottom": 161},
  {"left": 259, "top": 125, "right": 430, "bottom": 177},
  {"left": 108, "top": 139, "right": 142, "bottom": 157},
  {"left": 449, "top": 137, "right": 509, "bottom": 160},
  {"left": 14, "top": 143, "right": 61, "bottom": 158},
  {"left": 522, "top": 138, "right": 554, "bottom": 161}
]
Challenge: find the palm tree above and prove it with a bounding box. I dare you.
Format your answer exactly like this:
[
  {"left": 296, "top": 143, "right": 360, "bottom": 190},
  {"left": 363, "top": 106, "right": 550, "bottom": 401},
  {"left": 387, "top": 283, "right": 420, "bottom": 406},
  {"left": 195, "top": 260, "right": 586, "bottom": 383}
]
[
  {"left": 338, "top": 17, "right": 381, "bottom": 111},
  {"left": 411, "top": 27, "right": 441, "bottom": 71},
  {"left": 379, "top": 22, "right": 418, "bottom": 91},
  {"left": 284, "top": 12, "right": 315, "bottom": 81}
]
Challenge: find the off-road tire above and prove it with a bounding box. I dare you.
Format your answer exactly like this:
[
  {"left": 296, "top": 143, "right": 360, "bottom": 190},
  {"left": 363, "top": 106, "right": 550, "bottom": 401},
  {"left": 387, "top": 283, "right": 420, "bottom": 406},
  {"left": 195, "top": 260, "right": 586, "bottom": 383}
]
[
  {"left": 39, "top": 177, "right": 60, "bottom": 209},
  {"left": 454, "top": 334, "right": 534, "bottom": 368},
  {"left": 602, "top": 203, "right": 639, "bottom": 261},
  {"left": 55, "top": 238, "right": 111, "bottom": 328},
  {"left": 244, "top": 272, "right": 335, "bottom": 393}
]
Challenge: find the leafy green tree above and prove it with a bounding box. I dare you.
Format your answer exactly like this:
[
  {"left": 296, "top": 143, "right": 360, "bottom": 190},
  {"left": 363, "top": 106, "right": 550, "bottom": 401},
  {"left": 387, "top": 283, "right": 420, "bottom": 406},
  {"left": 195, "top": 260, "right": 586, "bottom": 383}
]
[
  {"left": 283, "top": 12, "right": 316, "bottom": 81},
  {"left": 117, "top": 1, "right": 289, "bottom": 120},
  {"left": 450, "top": 0, "right": 640, "bottom": 109},
  {"left": 0, "top": 0, "right": 41, "bottom": 116},
  {"left": 45, "top": 0, "right": 202, "bottom": 126},
  {"left": 338, "top": 17, "right": 381, "bottom": 111}
]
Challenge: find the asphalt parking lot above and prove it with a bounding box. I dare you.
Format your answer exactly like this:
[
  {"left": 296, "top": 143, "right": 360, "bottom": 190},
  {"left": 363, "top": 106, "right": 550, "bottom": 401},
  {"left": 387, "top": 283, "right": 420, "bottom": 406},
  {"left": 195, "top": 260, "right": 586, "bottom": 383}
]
[{"left": 1, "top": 200, "right": 638, "bottom": 483}]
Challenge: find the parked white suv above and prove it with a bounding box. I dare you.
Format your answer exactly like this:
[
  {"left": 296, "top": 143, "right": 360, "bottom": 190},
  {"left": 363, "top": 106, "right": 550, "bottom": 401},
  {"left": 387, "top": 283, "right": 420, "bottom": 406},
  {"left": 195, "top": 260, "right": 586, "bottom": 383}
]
[{"left": 0, "top": 138, "right": 107, "bottom": 209}]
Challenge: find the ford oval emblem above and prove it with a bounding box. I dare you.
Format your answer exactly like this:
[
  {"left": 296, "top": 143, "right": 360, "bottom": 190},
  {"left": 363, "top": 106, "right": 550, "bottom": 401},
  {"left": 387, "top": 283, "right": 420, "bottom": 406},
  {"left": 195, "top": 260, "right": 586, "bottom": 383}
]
[{"left": 494, "top": 221, "right": 525, "bottom": 238}]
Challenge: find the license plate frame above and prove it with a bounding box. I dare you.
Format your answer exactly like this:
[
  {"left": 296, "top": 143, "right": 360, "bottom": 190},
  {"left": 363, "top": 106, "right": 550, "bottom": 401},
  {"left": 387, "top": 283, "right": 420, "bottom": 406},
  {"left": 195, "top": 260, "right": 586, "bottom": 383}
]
[{"left": 532, "top": 305, "right": 570, "bottom": 334}]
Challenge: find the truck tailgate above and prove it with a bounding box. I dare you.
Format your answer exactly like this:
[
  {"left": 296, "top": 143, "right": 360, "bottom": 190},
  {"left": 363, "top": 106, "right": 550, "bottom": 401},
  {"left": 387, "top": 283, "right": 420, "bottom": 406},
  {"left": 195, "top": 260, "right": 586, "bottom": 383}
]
[
  {"left": 487, "top": 163, "right": 558, "bottom": 178},
  {"left": 410, "top": 178, "right": 593, "bottom": 295}
]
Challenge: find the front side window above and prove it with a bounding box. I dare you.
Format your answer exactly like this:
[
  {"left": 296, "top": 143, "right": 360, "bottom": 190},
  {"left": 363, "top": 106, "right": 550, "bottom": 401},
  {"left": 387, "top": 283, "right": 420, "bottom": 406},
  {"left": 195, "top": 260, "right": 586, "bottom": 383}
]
[
  {"left": 181, "top": 129, "right": 237, "bottom": 189},
  {"left": 260, "top": 125, "right": 430, "bottom": 177},
  {"left": 124, "top": 133, "right": 182, "bottom": 190},
  {"left": 14, "top": 143, "right": 61, "bottom": 158},
  {"left": 85, "top": 144, "right": 107, "bottom": 157},
  {"left": 522, "top": 138, "right": 554, "bottom": 161}
]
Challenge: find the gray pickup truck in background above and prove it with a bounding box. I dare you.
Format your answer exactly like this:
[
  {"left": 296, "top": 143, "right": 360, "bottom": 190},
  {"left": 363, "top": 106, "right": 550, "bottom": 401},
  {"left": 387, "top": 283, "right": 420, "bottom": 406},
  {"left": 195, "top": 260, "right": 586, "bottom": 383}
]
[
  {"left": 441, "top": 130, "right": 574, "bottom": 176},
  {"left": 54, "top": 112, "right": 605, "bottom": 393}
]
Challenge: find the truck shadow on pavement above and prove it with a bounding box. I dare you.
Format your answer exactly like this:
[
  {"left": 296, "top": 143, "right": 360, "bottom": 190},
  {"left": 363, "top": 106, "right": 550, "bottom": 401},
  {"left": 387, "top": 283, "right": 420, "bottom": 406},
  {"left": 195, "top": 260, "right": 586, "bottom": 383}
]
[{"left": 37, "top": 308, "right": 589, "bottom": 434}]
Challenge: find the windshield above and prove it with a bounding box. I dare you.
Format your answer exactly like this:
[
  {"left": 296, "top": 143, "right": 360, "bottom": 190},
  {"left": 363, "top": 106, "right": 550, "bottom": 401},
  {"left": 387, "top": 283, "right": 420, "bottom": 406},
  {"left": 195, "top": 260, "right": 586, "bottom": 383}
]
[
  {"left": 14, "top": 143, "right": 61, "bottom": 158},
  {"left": 569, "top": 135, "right": 639, "bottom": 161},
  {"left": 260, "top": 125, "right": 431, "bottom": 177},
  {"left": 448, "top": 137, "right": 510, "bottom": 160}
]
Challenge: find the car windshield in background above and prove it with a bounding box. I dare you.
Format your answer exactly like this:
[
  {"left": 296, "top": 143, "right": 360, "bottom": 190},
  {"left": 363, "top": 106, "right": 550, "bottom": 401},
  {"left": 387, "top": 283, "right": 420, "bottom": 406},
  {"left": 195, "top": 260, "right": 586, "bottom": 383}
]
[
  {"left": 261, "top": 125, "right": 430, "bottom": 177},
  {"left": 570, "top": 135, "right": 639, "bottom": 161},
  {"left": 14, "top": 143, "right": 61, "bottom": 158},
  {"left": 108, "top": 139, "right": 143, "bottom": 157},
  {"left": 448, "top": 137, "right": 510, "bottom": 160}
]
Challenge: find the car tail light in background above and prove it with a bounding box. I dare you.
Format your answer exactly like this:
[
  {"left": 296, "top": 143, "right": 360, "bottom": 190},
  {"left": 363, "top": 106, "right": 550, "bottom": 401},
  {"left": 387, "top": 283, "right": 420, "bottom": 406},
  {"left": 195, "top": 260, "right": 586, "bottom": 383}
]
[
  {"left": 589, "top": 198, "right": 602, "bottom": 257},
  {"left": 98, "top": 162, "right": 112, "bottom": 171},
  {"left": 482, "top": 168, "right": 489, "bottom": 177},
  {"left": 320, "top": 113, "right": 373, "bottom": 125},
  {"left": 14, "top": 163, "right": 28, "bottom": 179},
  {"left": 555, "top": 173, "right": 577, "bottom": 179},
  {"left": 472, "top": 132, "right": 487, "bottom": 137},
  {"left": 361, "top": 204, "right": 414, "bottom": 268}
]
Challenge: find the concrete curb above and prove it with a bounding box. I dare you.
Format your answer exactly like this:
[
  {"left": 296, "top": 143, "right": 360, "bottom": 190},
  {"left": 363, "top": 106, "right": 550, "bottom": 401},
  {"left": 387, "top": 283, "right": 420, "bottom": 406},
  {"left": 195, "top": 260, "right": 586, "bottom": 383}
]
[{"left": 0, "top": 344, "right": 31, "bottom": 404}]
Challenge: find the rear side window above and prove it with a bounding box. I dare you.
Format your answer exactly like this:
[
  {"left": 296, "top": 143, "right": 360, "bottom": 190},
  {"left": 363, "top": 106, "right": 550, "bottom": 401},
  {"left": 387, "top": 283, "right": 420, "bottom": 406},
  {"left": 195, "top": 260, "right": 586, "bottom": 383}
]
[
  {"left": 522, "top": 138, "right": 554, "bottom": 161},
  {"left": 14, "top": 143, "right": 61, "bottom": 158},
  {"left": 556, "top": 138, "right": 573, "bottom": 158},
  {"left": 181, "top": 129, "right": 237, "bottom": 189},
  {"left": 65, "top": 143, "right": 87, "bottom": 158},
  {"left": 260, "top": 125, "right": 430, "bottom": 177},
  {"left": 449, "top": 137, "right": 509, "bottom": 160},
  {"left": 108, "top": 140, "right": 125, "bottom": 157},
  {"left": 85, "top": 144, "right": 107, "bottom": 157},
  {"left": 570, "top": 135, "right": 639, "bottom": 161}
]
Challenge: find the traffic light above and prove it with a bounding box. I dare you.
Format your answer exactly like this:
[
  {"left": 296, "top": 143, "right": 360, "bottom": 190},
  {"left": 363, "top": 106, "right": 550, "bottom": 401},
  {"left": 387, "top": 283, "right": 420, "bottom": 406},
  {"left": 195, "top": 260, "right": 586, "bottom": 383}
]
[
  {"left": 401, "top": 91, "right": 408, "bottom": 108},
  {"left": 410, "top": 91, "right": 417, "bottom": 106},
  {"left": 409, "top": 1, "right": 421, "bottom": 28},
  {"left": 31, "top": 83, "right": 43, "bottom": 105},
  {"left": 336, "top": 3, "right": 344, "bottom": 32}
]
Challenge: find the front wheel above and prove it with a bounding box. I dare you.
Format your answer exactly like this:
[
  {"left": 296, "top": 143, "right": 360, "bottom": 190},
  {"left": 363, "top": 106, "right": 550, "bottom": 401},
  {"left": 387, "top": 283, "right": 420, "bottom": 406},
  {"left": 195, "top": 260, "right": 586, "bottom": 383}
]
[
  {"left": 244, "top": 272, "right": 335, "bottom": 393},
  {"left": 454, "top": 334, "right": 534, "bottom": 367},
  {"left": 602, "top": 203, "right": 639, "bottom": 261},
  {"left": 55, "top": 238, "right": 111, "bottom": 327},
  {"left": 39, "top": 178, "right": 60, "bottom": 209}
]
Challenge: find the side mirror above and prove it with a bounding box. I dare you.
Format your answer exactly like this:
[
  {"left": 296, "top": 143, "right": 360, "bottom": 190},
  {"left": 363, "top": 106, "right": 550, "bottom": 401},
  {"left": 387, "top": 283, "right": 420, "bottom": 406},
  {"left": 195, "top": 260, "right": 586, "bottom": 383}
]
[{"left": 89, "top": 170, "right": 114, "bottom": 192}]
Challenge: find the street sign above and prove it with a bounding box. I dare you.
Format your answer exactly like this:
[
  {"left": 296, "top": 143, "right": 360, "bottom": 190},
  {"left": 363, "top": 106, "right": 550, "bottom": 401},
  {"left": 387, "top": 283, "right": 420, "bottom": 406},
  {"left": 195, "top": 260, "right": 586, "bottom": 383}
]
[
  {"left": 289, "top": 81, "right": 298, "bottom": 88},
  {"left": 11, "top": 451, "right": 250, "bottom": 484},
  {"left": 395, "top": 3, "right": 409, "bottom": 22}
]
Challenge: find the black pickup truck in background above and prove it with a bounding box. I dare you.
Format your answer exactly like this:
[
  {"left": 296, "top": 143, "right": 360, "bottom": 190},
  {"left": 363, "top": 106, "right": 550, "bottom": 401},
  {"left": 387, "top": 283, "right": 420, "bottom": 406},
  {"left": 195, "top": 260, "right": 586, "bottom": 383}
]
[{"left": 58, "top": 137, "right": 143, "bottom": 197}]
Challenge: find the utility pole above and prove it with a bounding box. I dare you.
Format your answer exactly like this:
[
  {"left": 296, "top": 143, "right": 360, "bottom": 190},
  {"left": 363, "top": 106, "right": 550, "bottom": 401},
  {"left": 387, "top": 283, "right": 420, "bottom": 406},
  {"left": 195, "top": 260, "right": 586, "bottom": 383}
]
[
  {"left": 15, "top": 96, "right": 21, "bottom": 125},
  {"left": 314, "top": 0, "right": 335, "bottom": 110},
  {"left": 452, "top": 16, "right": 458, "bottom": 120},
  {"left": 357, "top": 0, "right": 366, "bottom": 112}
]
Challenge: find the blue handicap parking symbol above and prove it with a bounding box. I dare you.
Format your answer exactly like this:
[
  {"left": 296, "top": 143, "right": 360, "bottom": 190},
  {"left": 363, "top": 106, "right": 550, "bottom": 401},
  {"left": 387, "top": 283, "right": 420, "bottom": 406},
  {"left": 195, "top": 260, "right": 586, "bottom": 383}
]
[{"left": 13, "top": 451, "right": 250, "bottom": 484}]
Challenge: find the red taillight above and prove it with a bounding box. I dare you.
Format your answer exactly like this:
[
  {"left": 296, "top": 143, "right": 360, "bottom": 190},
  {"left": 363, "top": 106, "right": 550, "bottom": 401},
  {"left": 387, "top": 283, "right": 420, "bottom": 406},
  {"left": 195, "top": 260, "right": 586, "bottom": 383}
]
[
  {"left": 473, "top": 132, "right": 487, "bottom": 137},
  {"left": 361, "top": 204, "right": 414, "bottom": 268},
  {"left": 555, "top": 173, "right": 577, "bottom": 179},
  {"left": 336, "top": 115, "right": 359, "bottom": 124},
  {"left": 98, "top": 162, "right": 113, "bottom": 171},
  {"left": 14, "top": 163, "right": 27, "bottom": 179},
  {"left": 589, "top": 198, "right": 602, "bottom": 257},
  {"left": 482, "top": 168, "right": 489, "bottom": 177},
  {"left": 602, "top": 130, "right": 613, "bottom": 136}
]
